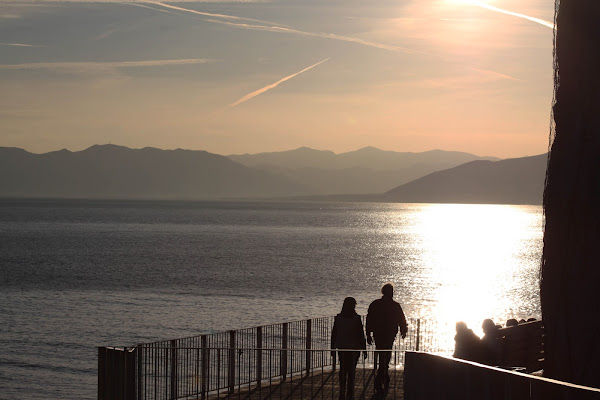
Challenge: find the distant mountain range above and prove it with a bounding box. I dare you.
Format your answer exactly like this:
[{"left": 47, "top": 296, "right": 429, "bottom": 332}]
[
  {"left": 228, "top": 146, "right": 499, "bottom": 195},
  {"left": 0, "top": 145, "right": 547, "bottom": 204},
  {"left": 0, "top": 145, "right": 304, "bottom": 199},
  {"left": 383, "top": 153, "right": 547, "bottom": 205}
]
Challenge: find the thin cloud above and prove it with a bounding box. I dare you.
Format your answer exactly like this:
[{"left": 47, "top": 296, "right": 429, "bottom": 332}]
[
  {"left": 145, "top": 1, "right": 279, "bottom": 25},
  {"left": 0, "top": 0, "right": 266, "bottom": 2},
  {"left": 96, "top": 28, "right": 121, "bottom": 40},
  {"left": 230, "top": 58, "right": 330, "bottom": 107},
  {"left": 0, "top": 58, "right": 216, "bottom": 71},
  {"left": 142, "top": 2, "right": 426, "bottom": 55},
  {"left": 206, "top": 19, "right": 427, "bottom": 55},
  {"left": 471, "top": 67, "right": 520, "bottom": 81},
  {"left": 127, "top": 3, "right": 179, "bottom": 15},
  {"left": 0, "top": 42, "right": 42, "bottom": 47},
  {"left": 467, "top": 0, "right": 554, "bottom": 29},
  {"left": 413, "top": 68, "right": 519, "bottom": 90}
]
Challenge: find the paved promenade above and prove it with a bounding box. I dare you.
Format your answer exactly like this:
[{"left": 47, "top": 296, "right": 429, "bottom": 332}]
[{"left": 209, "top": 367, "right": 404, "bottom": 400}]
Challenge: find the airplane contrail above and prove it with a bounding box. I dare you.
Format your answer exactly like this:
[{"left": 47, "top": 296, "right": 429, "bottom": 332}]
[
  {"left": 145, "top": 1, "right": 280, "bottom": 25},
  {"left": 206, "top": 19, "right": 426, "bottom": 55},
  {"left": 467, "top": 0, "right": 554, "bottom": 29},
  {"left": 471, "top": 67, "right": 519, "bottom": 81},
  {"left": 143, "top": 2, "right": 426, "bottom": 55},
  {"left": 230, "top": 58, "right": 331, "bottom": 107},
  {"left": 0, "top": 42, "right": 42, "bottom": 47},
  {"left": 128, "top": 3, "right": 179, "bottom": 15},
  {"left": 0, "top": 58, "right": 216, "bottom": 71}
]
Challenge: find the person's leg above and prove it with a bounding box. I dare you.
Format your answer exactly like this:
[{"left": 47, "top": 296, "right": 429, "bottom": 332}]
[
  {"left": 338, "top": 352, "right": 351, "bottom": 400},
  {"left": 373, "top": 350, "right": 385, "bottom": 395},
  {"left": 373, "top": 336, "right": 395, "bottom": 397},
  {"left": 346, "top": 351, "right": 359, "bottom": 400}
]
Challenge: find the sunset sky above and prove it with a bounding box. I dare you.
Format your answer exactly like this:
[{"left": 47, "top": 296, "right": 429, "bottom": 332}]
[{"left": 0, "top": 0, "right": 555, "bottom": 158}]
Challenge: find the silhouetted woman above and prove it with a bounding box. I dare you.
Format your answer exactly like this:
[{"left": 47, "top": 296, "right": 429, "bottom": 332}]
[{"left": 331, "top": 297, "right": 367, "bottom": 400}]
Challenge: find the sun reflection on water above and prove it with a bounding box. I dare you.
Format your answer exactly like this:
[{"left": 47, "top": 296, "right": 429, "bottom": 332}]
[{"left": 389, "top": 203, "right": 542, "bottom": 351}]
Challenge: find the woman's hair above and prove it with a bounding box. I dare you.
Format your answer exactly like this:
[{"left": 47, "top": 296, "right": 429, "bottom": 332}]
[{"left": 341, "top": 297, "right": 357, "bottom": 315}]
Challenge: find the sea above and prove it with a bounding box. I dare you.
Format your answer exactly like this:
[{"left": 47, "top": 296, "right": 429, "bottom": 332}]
[{"left": 0, "top": 199, "right": 543, "bottom": 399}]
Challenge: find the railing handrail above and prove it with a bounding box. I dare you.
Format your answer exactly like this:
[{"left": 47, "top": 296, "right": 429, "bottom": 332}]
[
  {"left": 133, "top": 314, "right": 340, "bottom": 347},
  {"left": 133, "top": 346, "right": 403, "bottom": 352},
  {"left": 100, "top": 316, "right": 440, "bottom": 400}
]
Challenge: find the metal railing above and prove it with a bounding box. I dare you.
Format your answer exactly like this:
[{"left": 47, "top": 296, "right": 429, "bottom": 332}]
[
  {"left": 134, "top": 348, "right": 405, "bottom": 400},
  {"left": 98, "top": 316, "right": 448, "bottom": 400}
]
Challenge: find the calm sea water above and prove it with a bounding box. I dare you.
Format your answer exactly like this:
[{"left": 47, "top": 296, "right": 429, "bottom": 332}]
[{"left": 0, "top": 199, "right": 543, "bottom": 399}]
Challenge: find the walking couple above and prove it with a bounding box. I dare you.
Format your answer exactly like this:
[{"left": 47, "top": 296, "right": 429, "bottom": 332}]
[{"left": 330, "top": 283, "right": 408, "bottom": 400}]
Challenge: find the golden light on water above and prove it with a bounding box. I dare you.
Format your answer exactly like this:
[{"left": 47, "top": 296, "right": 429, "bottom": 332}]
[{"left": 389, "top": 204, "right": 543, "bottom": 352}]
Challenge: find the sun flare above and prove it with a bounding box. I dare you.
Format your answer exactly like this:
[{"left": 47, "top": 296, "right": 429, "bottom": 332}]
[{"left": 390, "top": 204, "right": 542, "bottom": 352}]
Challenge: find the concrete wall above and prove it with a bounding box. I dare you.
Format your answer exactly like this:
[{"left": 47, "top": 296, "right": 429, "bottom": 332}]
[{"left": 404, "top": 351, "right": 600, "bottom": 400}]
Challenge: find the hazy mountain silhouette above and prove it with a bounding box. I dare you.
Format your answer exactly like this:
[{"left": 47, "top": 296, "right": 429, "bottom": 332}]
[
  {"left": 228, "top": 147, "right": 499, "bottom": 194},
  {"left": 1, "top": 145, "right": 544, "bottom": 203},
  {"left": 0, "top": 145, "right": 306, "bottom": 199},
  {"left": 382, "top": 153, "right": 547, "bottom": 204}
]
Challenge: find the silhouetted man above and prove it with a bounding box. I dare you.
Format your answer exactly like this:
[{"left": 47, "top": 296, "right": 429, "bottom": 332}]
[{"left": 366, "top": 283, "right": 408, "bottom": 398}]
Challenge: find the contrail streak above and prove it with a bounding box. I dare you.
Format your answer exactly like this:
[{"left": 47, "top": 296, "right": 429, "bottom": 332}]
[
  {"left": 127, "top": 3, "right": 179, "bottom": 15},
  {"left": 0, "top": 58, "right": 216, "bottom": 70},
  {"left": 0, "top": 43, "right": 42, "bottom": 47},
  {"left": 230, "top": 58, "right": 330, "bottom": 107},
  {"left": 467, "top": 0, "right": 554, "bottom": 29},
  {"left": 145, "top": 1, "right": 278, "bottom": 25},
  {"left": 142, "top": 2, "right": 426, "bottom": 55},
  {"left": 206, "top": 19, "right": 429, "bottom": 55},
  {"left": 471, "top": 67, "right": 519, "bottom": 81}
]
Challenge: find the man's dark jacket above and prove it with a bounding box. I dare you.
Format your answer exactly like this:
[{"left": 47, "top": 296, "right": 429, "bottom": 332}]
[{"left": 366, "top": 297, "right": 408, "bottom": 341}]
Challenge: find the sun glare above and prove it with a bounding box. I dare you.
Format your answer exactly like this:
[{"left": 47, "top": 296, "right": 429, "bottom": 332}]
[{"left": 393, "top": 204, "right": 542, "bottom": 350}]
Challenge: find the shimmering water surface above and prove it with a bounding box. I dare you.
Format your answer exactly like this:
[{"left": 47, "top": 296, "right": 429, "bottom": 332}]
[{"left": 0, "top": 199, "right": 543, "bottom": 399}]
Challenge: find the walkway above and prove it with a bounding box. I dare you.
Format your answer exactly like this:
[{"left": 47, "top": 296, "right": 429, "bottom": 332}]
[{"left": 208, "top": 367, "right": 404, "bottom": 399}]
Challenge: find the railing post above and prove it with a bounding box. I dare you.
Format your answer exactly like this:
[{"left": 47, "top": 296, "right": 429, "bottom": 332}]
[
  {"left": 170, "top": 340, "right": 178, "bottom": 400},
  {"left": 228, "top": 330, "right": 236, "bottom": 394},
  {"left": 98, "top": 347, "right": 136, "bottom": 400},
  {"left": 98, "top": 347, "right": 106, "bottom": 400},
  {"left": 306, "top": 319, "right": 312, "bottom": 376},
  {"left": 256, "top": 327, "right": 263, "bottom": 388},
  {"left": 136, "top": 346, "right": 142, "bottom": 400},
  {"left": 127, "top": 347, "right": 137, "bottom": 400},
  {"left": 416, "top": 319, "right": 421, "bottom": 352},
  {"left": 201, "top": 335, "right": 207, "bottom": 399},
  {"left": 281, "top": 323, "right": 288, "bottom": 380}
]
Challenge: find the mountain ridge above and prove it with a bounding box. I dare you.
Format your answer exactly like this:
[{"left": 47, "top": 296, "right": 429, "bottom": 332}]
[
  {"left": 0, "top": 145, "right": 306, "bottom": 199},
  {"left": 383, "top": 153, "right": 547, "bottom": 204},
  {"left": 228, "top": 146, "right": 499, "bottom": 194},
  {"left": 0, "top": 145, "right": 546, "bottom": 203}
]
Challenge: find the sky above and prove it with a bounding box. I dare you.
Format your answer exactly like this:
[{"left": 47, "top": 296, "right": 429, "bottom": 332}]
[{"left": 0, "top": 0, "right": 555, "bottom": 158}]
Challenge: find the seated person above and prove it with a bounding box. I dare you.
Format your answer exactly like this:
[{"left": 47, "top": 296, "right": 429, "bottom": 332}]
[
  {"left": 453, "top": 321, "right": 481, "bottom": 362},
  {"left": 480, "top": 319, "right": 501, "bottom": 365}
]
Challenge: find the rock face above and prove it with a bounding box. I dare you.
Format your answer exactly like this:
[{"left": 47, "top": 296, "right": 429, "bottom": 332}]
[
  {"left": 541, "top": 0, "right": 600, "bottom": 388},
  {"left": 383, "top": 154, "right": 547, "bottom": 205}
]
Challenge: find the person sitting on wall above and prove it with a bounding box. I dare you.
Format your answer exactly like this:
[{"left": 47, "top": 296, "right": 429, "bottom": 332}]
[
  {"left": 331, "top": 297, "right": 367, "bottom": 400},
  {"left": 480, "top": 318, "right": 501, "bottom": 365},
  {"left": 506, "top": 318, "right": 519, "bottom": 327},
  {"left": 453, "top": 321, "right": 481, "bottom": 362}
]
